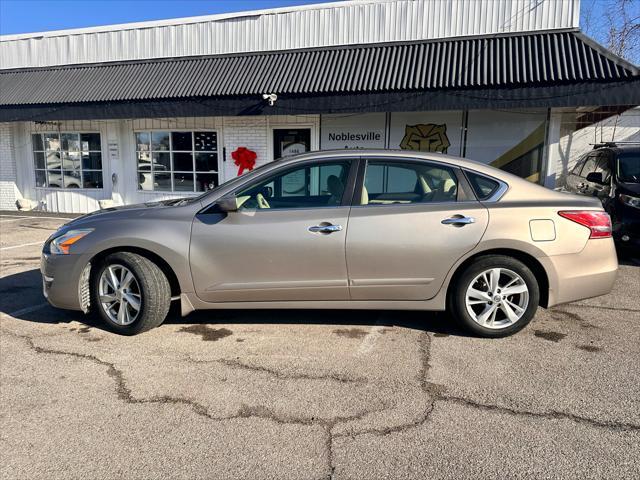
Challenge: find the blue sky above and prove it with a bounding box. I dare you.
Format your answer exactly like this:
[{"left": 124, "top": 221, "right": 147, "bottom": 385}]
[{"left": 0, "top": 0, "right": 333, "bottom": 35}]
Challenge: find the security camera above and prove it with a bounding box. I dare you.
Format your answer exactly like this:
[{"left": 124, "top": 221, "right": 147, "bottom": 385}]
[{"left": 262, "top": 93, "right": 278, "bottom": 106}]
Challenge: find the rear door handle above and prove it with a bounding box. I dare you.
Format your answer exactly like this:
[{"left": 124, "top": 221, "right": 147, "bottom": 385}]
[
  {"left": 308, "top": 224, "right": 343, "bottom": 234},
  {"left": 441, "top": 215, "right": 476, "bottom": 226}
]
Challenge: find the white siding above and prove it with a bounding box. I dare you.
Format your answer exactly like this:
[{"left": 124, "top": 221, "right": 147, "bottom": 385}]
[
  {"left": 0, "top": 0, "right": 581, "bottom": 69},
  {"left": 0, "top": 123, "right": 19, "bottom": 210}
]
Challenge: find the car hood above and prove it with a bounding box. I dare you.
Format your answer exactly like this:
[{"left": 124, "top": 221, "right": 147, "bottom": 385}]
[
  {"left": 63, "top": 198, "right": 198, "bottom": 228},
  {"left": 617, "top": 182, "right": 640, "bottom": 196}
]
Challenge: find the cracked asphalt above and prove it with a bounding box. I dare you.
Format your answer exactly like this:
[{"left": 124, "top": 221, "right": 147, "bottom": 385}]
[{"left": 1, "top": 213, "right": 639, "bottom": 479}]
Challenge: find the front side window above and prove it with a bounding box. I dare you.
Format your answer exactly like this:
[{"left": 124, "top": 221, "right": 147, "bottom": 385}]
[
  {"left": 136, "top": 130, "right": 219, "bottom": 192},
  {"left": 32, "top": 132, "right": 103, "bottom": 189},
  {"left": 361, "top": 160, "right": 458, "bottom": 205},
  {"left": 235, "top": 160, "right": 351, "bottom": 210}
]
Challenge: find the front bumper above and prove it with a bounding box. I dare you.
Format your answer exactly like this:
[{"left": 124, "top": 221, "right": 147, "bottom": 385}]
[
  {"left": 540, "top": 238, "right": 618, "bottom": 307},
  {"left": 40, "top": 252, "right": 87, "bottom": 311}
]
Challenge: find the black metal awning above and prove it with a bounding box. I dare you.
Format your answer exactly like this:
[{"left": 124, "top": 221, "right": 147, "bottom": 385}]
[{"left": 1, "top": 30, "right": 638, "bottom": 121}]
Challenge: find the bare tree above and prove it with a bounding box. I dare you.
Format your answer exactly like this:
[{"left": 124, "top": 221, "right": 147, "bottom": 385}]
[{"left": 581, "top": 0, "right": 640, "bottom": 64}]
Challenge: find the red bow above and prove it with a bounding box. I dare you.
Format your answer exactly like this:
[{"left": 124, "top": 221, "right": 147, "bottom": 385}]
[{"left": 232, "top": 147, "right": 257, "bottom": 176}]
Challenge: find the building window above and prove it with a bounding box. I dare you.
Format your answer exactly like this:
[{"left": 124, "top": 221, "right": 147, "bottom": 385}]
[
  {"left": 32, "top": 132, "right": 103, "bottom": 189},
  {"left": 135, "top": 130, "right": 219, "bottom": 192}
]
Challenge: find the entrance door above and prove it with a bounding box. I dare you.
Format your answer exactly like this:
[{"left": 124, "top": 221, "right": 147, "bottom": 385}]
[
  {"left": 346, "top": 158, "right": 489, "bottom": 300},
  {"left": 273, "top": 128, "right": 311, "bottom": 160},
  {"left": 190, "top": 158, "right": 356, "bottom": 303}
]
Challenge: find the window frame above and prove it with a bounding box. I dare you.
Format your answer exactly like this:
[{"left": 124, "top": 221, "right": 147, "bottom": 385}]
[
  {"left": 31, "top": 131, "right": 104, "bottom": 190},
  {"left": 352, "top": 157, "right": 475, "bottom": 208},
  {"left": 229, "top": 157, "right": 358, "bottom": 212},
  {"left": 134, "top": 128, "right": 221, "bottom": 193}
]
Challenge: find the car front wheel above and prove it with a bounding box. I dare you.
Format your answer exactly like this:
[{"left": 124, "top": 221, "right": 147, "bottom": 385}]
[
  {"left": 91, "top": 252, "right": 171, "bottom": 335},
  {"left": 450, "top": 255, "right": 540, "bottom": 337}
]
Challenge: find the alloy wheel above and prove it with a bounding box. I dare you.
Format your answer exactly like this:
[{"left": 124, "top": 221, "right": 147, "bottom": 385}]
[
  {"left": 464, "top": 267, "right": 529, "bottom": 329},
  {"left": 98, "top": 264, "right": 142, "bottom": 326}
]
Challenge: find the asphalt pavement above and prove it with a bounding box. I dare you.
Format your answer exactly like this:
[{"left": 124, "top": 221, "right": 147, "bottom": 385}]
[{"left": 1, "top": 213, "right": 639, "bottom": 479}]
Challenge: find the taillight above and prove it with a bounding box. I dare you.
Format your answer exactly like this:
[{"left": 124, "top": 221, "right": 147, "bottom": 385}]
[{"left": 558, "top": 210, "right": 612, "bottom": 239}]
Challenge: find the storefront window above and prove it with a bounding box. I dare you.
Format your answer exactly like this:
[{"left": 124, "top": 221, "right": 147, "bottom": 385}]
[
  {"left": 136, "top": 130, "right": 219, "bottom": 192},
  {"left": 32, "top": 132, "right": 103, "bottom": 188}
]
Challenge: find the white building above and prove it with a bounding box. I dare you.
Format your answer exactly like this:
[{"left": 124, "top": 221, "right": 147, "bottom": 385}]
[{"left": 1, "top": 0, "right": 638, "bottom": 213}]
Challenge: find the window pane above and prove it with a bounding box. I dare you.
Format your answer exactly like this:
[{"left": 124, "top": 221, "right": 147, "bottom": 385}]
[
  {"left": 194, "top": 131, "right": 217, "bottom": 151},
  {"left": 237, "top": 161, "right": 350, "bottom": 210},
  {"left": 195, "top": 152, "right": 217, "bottom": 172},
  {"left": 61, "top": 133, "right": 80, "bottom": 152},
  {"left": 171, "top": 131, "right": 192, "bottom": 151},
  {"left": 80, "top": 133, "right": 101, "bottom": 151},
  {"left": 44, "top": 133, "right": 60, "bottom": 151},
  {"left": 46, "top": 151, "right": 61, "bottom": 169},
  {"left": 62, "top": 151, "right": 81, "bottom": 170},
  {"left": 153, "top": 152, "right": 171, "bottom": 171},
  {"left": 47, "top": 170, "right": 62, "bottom": 188},
  {"left": 138, "top": 171, "right": 153, "bottom": 191},
  {"left": 173, "top": 173, "right": 194, "bottom": 191},
  {"left": 362, "top": 161, "right": 457, "bottom": 205},
  {"left": 32, "top": 134, "right": 44, "bottom": 151},
  {"left": 82, "top": 152, "right": 102, "bottom": 170},
  {"left": 34, "top": 151, "right": 45, "bottom": 169},
  {"left": 136, "top": 132, "right": 150, "bottom": 151},
  {"left": 173, "top": 152, "right": 193, "bottom": 171},
  {"left": 62, "top": 170, "right": 82, "bottom": 188},
  {"left": 137, "top": 152, "right": 152, "bottom": 171},
  {"left": 151, "top": 131, "right": 170, "bottom": 151},
  {"left": 82, "top": 171, "right": 103, "bottom": 189},
  {"left": 466, "top": 171, "right": 499, "bottom": 200},
  {"left": 196, "top": 172, "right": 219, "bottom": 192},
  {"left": 35, "top": 170, "right": 47, "bottom": 187},
  {"left": 154, "top": 172, "right": 172, "bottom": 191}
]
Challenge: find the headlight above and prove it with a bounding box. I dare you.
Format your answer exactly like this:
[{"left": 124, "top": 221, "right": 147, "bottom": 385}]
[
  {"left": 619, "top": 194, "right": 640, "bottom": 209},
  {"left": 50, "top": 229, "right": 93, "bottom": 255}
]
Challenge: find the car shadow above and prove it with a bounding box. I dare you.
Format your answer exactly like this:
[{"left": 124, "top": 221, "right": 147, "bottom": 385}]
[{"left": 0, "top": 268, "right": 466, "bottom": 336}]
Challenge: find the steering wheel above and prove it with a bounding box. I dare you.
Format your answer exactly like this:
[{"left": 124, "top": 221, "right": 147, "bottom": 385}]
[{"left": 256, "top": 193, "right": 271, "bottom": 209}]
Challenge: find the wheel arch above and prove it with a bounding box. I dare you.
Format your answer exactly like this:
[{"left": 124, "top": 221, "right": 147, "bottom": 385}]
[
  {"left": 447, "top": 248, "right": 550, "bottom": 308},
  {"left": 88, "top": 246, "right": 181, "bottom": 298}
]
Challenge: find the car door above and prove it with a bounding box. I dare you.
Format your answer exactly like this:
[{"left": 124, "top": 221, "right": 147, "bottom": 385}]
[
  {"left": 190, "top": 158, "right": 356, "bottom": 302},
  {"left": 581, "top": 150, "right": 613, "bottom": 200},
  {"left": 346, "top": 158, "right": 489, "bottom": 301}
]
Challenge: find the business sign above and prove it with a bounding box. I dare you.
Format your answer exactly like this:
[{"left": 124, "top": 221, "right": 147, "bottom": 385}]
[
  {"left": 389, "top": 111, "right": 463, "bottom": 156},
  {"left": 321, "top": 113, "right": 386, "bottom": 149}
]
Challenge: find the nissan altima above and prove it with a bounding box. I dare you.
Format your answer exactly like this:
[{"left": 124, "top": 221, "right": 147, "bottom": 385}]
[{"left": 41, "top": 150, "right": 618, "bottom": 337}]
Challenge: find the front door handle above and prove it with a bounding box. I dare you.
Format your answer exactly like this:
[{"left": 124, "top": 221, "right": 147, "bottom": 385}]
[
  {"left": 441, "top": 215, "right": 476, "bottom": 226},
  {"left": 308, "top": 224, "right": 343, "bottom": 234}
]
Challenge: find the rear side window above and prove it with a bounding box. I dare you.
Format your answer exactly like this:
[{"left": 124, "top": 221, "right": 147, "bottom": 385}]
[{"left": 465, "top": 171, "right": 500, "bottom": 200}]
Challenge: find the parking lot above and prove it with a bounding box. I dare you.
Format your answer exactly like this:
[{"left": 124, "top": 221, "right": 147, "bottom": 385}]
[{"left": 1, "top": 212, "right": 639, "bottom": 479}]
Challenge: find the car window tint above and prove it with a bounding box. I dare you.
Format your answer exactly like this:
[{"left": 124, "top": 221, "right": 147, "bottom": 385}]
[
  {"left": 594, "top": 153, "right": 612, "bottom": 181},
  {"left": 571, "top": 155, "right": 588, "bottom": 175},
  {"left": 465, "top": 171, "right": 500, "bottom": 200},
  {"left": 361, "top": 160, "right": 458, "bottom": 205},
  {"left": 236, "top": 160, "right": 351, "bottom": 210}
]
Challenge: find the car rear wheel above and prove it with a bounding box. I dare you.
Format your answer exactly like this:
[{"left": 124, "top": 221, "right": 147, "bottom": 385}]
[
  {"left": 450, "top": 255, "right": 540, "bottom": 337},
  {"left": 91, "top": 252, "right": 171, "bottom": 335}
]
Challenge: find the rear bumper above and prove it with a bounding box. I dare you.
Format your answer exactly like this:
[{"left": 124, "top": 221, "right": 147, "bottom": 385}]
[{"left": 540, "top": 238, "right": 618, "bottom": 307}]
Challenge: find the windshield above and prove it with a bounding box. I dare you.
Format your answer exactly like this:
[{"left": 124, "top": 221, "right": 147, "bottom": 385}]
[
  {"left": 173, "top": 161, "right": 278, "bottom": 205},
  {"left": 617, "top": 152, "right": 640, "bottom": 183}
]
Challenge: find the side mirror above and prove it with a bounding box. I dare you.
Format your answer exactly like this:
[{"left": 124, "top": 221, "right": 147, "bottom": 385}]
[
  {"left": 586, "top": 172, "right": 604, "bottom": 185},
  {"left": 215, "top": 196, "right": 239, "bottom": 212}
]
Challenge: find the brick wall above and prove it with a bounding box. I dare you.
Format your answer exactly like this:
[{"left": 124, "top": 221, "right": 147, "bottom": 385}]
[
  {"left": 222, "top": 117, "right": 269, "bottom": 181},
  {"left": 0, "top": 123, "right": 19, "bottom": 210}
]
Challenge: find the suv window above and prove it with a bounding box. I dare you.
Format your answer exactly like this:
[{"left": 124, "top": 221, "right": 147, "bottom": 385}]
[
  {"left": 235, "top": 160, "right": 352, "bottom": 210},
  {"left": 580, "top": 154, "right": 599, "bottom": 177},
  {"left": 360, "top": 160, "right": 458, "bottom": 205}
]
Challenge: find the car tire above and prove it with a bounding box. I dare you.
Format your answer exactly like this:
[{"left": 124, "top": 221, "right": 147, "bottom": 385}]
[
  {"left": 91, "top": 252, "right": 171, "bottom": 335},
  {"left": 450, "top": 255, "right": 540, "bottom": 338}
]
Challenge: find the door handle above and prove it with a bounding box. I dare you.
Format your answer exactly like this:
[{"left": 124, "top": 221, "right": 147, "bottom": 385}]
[
  {"left": 308, "top": 224, "right": 343, "bottom": 234},
  {"left": 441, "top": 215, "right": 476, "bottom": 226}
]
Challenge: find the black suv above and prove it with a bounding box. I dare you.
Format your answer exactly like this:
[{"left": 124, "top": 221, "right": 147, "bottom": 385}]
[{"left": 559, "top": 143, "right": 639, "bottom": 252}]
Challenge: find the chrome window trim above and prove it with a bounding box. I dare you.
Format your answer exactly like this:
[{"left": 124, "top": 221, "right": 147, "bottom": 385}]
[{"left": 462, "top": 169, "right": 509, "bottom": 202}]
